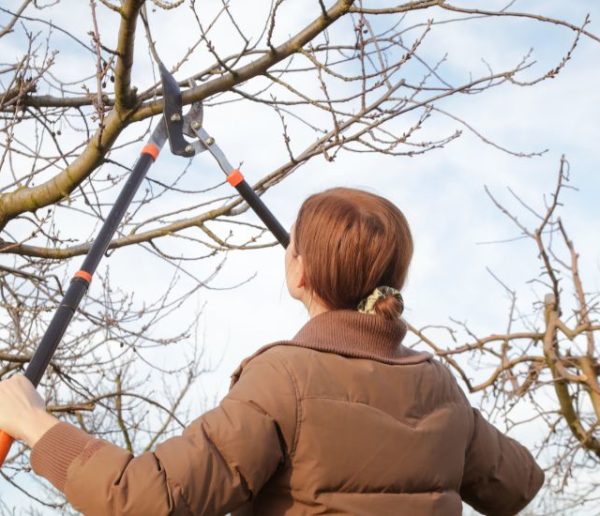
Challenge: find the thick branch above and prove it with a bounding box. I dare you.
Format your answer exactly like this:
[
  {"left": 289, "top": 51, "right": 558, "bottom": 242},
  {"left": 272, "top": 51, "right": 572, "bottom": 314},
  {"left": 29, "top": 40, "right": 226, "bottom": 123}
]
[
  {"left": 114, "top": 0, "right": 145, "bottom": 111},
  {"left": 544, "top": 294, "right": 600, "bottom": 458},
  {"left": 131, "top": 0, "right": 356, "bottom": 121},
  {"left": 0, "top": 108, "right": 128, "bottom": 228},
  {"left": 0, "top": 0, "right": 356, "bottom": 230},
  {"left": 0, "top": 66, "right": 533, "bottom": 258}
]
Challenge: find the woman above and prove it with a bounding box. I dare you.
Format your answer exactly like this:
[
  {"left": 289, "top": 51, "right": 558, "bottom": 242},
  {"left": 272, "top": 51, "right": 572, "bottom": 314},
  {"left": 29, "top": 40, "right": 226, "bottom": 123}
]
[{"left": 0, "top": 187, "right": 543, "bottom": 515}]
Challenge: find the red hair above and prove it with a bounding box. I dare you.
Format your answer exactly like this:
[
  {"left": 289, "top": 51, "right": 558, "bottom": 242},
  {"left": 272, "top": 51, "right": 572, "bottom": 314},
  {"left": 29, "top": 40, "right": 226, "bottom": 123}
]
[{"left": 293, "top": 187, "right": 413, "bottom": 319}]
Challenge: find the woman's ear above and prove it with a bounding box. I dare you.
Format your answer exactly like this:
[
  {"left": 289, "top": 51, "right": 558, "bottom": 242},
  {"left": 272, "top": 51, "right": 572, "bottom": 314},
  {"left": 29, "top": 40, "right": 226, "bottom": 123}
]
[{"left": 296, "top": 255, "right": 306, "bottom": 289}]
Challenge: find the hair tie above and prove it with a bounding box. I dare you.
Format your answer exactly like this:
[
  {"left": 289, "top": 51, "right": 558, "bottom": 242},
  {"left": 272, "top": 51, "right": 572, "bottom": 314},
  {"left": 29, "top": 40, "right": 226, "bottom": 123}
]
[{"left": 357, "top": 286, "right": 404, "bottom": 315}]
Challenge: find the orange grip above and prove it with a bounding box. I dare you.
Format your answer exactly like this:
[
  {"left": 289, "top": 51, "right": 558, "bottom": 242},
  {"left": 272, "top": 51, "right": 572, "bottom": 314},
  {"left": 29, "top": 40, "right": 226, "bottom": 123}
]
[
  {"left": 0, "top": 430, "right": 14, "bottom": 467},
  {"left": 141, "top": 144, "right": 160, "bottom": 161},
  {"left": 74, "top": 270, "right": 92, "bottom": 283},
  {"left": 227, "top": 169, "right": 244, "bottom": 187}
]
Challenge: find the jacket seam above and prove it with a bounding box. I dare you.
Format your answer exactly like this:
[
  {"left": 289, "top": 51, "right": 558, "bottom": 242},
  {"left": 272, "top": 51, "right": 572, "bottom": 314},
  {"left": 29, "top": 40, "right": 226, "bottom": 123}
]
[
  {"left": 315, "top": 488, "right": 457, "bottom": 495},
  {"left": 300, "top": 395, "right": 465, "bottom": 428},
  {"left": 268, "top": 352, "right": 302, "bottom": 459},
  {"left": 232, "top": 350, "right": 301, "bottom": 460},
  {"left": 166, "top": 476, "right": 194, "bottom": 515},
  {"left": 201, "top": 420, "right": 253, "bottom": 500}
]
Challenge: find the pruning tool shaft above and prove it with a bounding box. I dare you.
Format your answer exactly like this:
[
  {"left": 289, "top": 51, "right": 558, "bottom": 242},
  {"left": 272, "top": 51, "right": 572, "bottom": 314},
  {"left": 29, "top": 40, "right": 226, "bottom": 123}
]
[
  {"left": 0, "top": 65, "right": 289, "bottom": 467},
  {"left": 0, "top": 67, "right": 290, "bottom": 467}
]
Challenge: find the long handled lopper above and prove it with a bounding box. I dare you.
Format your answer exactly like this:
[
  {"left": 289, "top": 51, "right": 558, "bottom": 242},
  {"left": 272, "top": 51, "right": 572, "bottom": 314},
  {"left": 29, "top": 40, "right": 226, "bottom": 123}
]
[{"left": 0, "top": 66, "right": 289, "bottom": 467}]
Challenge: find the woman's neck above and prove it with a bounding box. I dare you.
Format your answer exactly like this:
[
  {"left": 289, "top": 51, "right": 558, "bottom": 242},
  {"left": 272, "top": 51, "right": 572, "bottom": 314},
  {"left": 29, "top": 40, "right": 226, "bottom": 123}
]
[{"left": 303, "top": 293, "right": 330, "bottom": 319}]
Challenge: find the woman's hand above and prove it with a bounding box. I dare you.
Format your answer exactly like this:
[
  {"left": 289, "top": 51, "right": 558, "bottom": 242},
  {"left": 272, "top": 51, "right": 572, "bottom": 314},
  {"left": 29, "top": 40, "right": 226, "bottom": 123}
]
[{"left": 0, "top": 375, "right": 59, "bottom": 448}]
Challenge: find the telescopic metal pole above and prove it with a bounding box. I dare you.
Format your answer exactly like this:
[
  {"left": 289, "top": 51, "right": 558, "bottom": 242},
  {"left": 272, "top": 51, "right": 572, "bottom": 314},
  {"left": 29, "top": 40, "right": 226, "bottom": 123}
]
[{"left": 0, "top": 123, "right": 169, "bottom": 467}]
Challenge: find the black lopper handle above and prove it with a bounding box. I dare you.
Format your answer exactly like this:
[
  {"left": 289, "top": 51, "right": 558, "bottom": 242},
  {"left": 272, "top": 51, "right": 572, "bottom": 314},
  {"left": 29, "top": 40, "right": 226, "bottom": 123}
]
[
  {"left": 0, "top": 148, "right": 161, "bottom": 468},
  {"left": 226, "top": 169, "right": 290, "bottom": 248}
]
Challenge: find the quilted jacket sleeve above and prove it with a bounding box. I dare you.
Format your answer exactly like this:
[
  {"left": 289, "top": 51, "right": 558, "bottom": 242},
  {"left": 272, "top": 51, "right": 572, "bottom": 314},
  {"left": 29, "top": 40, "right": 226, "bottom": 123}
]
[
  {"left": 460, "top": 407, "right": 545, "bottom": 516},
  {"left": 30, "top": 351, "right": 296, "bottom": 516}
]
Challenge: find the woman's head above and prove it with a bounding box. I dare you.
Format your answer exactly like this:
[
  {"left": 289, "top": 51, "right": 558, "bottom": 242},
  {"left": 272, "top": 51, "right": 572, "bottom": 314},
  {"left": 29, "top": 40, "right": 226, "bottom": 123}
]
[{"left": 285, "top": 187, "right": 413, "bottom": 320}]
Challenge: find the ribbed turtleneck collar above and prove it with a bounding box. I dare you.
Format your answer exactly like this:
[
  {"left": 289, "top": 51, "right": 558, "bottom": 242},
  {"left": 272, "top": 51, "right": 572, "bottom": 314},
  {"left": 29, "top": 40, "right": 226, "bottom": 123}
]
[
  {"left": 289, "top": 310, "right": 431, "bottom": 365},
  {"left": 233, "top": 311, "right": 431, "bottom": 384}
]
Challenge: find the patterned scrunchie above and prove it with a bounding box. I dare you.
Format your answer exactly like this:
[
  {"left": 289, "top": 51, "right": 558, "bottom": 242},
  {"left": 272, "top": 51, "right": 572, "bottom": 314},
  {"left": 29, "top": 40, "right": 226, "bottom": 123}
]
[{"left": 357, "top": 286, "right": 404, "bottom": 315}]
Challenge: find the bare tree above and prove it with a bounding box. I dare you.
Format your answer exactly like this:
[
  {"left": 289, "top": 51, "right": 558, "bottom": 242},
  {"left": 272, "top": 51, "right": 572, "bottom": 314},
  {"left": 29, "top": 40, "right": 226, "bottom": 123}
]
[
  {"left": 0, "top": 0, "right": 598, "bottom": 512},
  {"left": 409, "top": 158, "right": 600, "bottom": 513}
]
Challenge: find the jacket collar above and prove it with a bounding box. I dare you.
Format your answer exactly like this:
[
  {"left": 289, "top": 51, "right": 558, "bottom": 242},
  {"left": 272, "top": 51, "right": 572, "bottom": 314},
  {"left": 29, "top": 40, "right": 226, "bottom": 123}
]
[
  {"left": 289, "top": 309, "right": 431, "bottom": 365},
  {"left": 232, "top": 310, "right": 431, "bottom": 385}
]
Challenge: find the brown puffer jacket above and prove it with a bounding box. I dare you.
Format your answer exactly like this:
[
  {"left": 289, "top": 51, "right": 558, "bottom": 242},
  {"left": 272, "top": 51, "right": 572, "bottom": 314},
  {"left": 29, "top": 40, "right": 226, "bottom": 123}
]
[{"left": 31, "top": 310, "right": 544, "bottom": 515}]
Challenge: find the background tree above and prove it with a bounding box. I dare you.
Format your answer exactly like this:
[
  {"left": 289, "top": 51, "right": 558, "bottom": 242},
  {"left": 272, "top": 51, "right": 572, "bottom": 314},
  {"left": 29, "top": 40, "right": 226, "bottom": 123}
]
[
  {"left": 0, "top": 0, "right": 598, "bottom": 513},
  {"left": 410, "top": 158, "right": 600, "bottom": 513}
]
